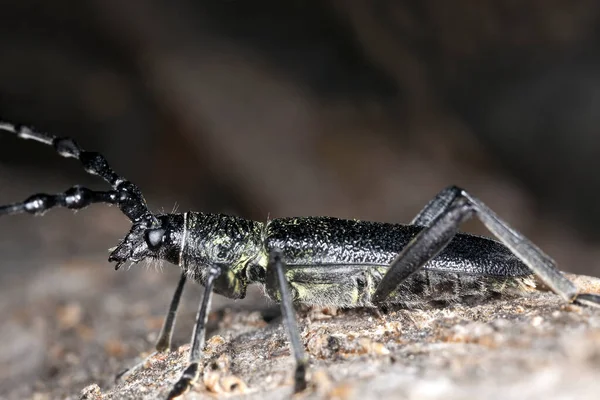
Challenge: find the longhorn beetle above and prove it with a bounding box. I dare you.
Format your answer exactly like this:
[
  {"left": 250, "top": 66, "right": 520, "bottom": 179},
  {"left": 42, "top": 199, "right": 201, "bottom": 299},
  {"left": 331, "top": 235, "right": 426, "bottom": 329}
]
[{"left": 1, "top": 122, "right": 599, "bottom": 399}]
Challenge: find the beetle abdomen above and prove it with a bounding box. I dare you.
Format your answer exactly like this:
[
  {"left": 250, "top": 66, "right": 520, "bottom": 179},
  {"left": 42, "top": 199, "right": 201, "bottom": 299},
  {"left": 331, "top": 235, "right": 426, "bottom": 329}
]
[
  {"left": 266, "top": 263, "right": 535, "bottom": 308},
  {"left": 264, "top": 216, "right": 534, "bottom": 307},
  {"left": 266, "top": 216, "right": 531, "bottom": 277}
]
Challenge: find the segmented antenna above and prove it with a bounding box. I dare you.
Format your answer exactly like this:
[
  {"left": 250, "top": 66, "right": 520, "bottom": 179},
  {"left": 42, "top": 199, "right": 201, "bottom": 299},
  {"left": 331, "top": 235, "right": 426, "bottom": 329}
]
[{"left": 0, "top": 121, "right": 156, "bottom": 225}]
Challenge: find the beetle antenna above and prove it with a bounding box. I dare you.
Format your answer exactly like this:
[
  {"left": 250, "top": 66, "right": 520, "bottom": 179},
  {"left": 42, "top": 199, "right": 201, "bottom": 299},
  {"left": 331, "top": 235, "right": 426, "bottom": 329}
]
[{"left": 0, "top": 121, "right": 156, "bottom": 225}]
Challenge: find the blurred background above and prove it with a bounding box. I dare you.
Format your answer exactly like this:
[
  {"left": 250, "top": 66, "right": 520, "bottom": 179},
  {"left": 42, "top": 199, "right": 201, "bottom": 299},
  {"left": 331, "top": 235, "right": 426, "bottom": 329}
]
[{"left": 1, "top": 1, "right": 600, "bottom": 398}]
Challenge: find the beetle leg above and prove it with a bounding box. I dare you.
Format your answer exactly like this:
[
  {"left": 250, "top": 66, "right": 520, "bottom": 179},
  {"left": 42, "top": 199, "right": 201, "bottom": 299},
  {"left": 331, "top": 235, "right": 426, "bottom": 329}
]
[
  {"left": 168, "top": 266, "right": 221, "bottom": 399},
  {"left": 116, "top": 272, "right": 187, "bottom": 382},
  {"left": 155, "top": 272, "right": 188, "bottom": 352},
  {"left": 373, "top": 185, "right": 600, "bottom": 308},
  {"left": 372, "top": 194, "right": 474, "bottom": 303},
  {"left": 266, "top": 250, "right": 309, "bottom": 393},
  {"left": 410, "top": 185, "right": 460, "bottom": 227}
]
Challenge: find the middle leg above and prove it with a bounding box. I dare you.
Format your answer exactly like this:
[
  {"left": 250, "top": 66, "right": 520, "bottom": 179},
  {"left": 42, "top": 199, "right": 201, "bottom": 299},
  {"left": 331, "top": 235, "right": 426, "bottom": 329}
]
[{"left": 266, "top": 250, "right": 309, "bottom": 393}]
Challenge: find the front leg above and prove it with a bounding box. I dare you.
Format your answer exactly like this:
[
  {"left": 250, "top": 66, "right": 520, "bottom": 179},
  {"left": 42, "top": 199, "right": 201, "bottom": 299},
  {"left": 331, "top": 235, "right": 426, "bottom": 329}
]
[
  {"left": 117, "top": 272, "right": 187, "bottom": 382},
  {"left": 167, "top": 266, "right": 221, "bottom": 399},
  {"left": 373, "top": 185, "right": 600, "bottom": 308},
  {"left": 266, "top": 250, "right": 309, "bottom": 393}
]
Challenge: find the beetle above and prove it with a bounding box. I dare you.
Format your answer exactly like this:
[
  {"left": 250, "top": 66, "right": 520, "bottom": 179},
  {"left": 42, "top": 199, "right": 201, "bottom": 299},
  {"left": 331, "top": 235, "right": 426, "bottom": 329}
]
[{"left": 1, "top": 121, "right": 599, "bottom": 399}]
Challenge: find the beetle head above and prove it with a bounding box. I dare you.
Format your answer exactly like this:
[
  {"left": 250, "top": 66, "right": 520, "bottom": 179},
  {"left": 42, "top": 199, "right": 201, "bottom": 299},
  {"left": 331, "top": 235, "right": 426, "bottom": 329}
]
[{"left": 108, "top": 214, "right": 184, "bottom": 269}]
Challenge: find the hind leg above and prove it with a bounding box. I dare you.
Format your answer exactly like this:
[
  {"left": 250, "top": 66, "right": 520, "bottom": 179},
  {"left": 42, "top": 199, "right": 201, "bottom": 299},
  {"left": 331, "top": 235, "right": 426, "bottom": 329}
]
[{"left": 373, "top": 186, "right": 600, "bottom": 308}]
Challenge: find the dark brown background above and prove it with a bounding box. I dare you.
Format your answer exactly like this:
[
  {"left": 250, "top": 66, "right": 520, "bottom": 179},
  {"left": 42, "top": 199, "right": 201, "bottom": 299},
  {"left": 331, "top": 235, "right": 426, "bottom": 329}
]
[{"left": 1, "top": 1, "right": 600, "bottom": 398}]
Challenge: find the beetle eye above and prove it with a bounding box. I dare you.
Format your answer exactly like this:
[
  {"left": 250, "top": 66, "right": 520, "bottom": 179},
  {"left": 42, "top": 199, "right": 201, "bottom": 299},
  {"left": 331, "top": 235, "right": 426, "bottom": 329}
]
[{"left": 145, "top": 228, "right": 165, "bottom": 250}]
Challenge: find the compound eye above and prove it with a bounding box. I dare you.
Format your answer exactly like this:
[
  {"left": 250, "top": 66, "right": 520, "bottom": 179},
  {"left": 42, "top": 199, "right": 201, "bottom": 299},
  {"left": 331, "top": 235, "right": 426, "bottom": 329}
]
[{"left": 145, "top": 228, "right": 165, "bottom": 250}]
